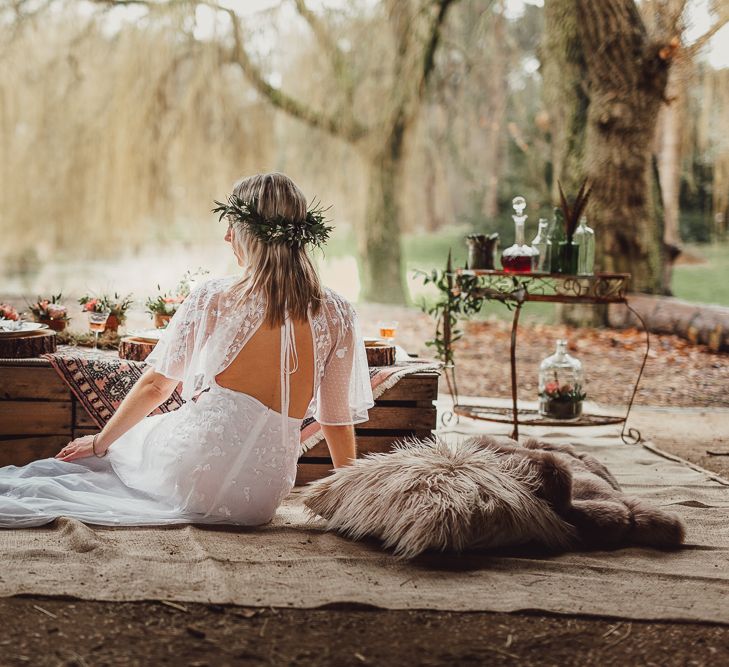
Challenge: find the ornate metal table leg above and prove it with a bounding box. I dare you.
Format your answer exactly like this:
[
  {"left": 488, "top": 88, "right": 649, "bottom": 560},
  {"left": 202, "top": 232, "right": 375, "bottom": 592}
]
[
  {"left": 510, "top": 302, "right": 523, "bottom": 441},
  {"left": 620, "top": 301, "right": 650, "bottom": 445}
]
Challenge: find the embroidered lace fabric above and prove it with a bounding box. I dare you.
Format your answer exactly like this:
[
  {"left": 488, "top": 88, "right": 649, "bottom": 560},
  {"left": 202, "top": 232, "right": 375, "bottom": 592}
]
[{"left": 0, "top": 277, "right": 374, "bottom": 528}]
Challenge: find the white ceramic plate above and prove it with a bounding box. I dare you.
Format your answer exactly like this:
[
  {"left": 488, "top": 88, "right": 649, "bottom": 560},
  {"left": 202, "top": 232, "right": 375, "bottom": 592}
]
[{"left": 0, "top": 321, "right": 48, "bottom": 336}]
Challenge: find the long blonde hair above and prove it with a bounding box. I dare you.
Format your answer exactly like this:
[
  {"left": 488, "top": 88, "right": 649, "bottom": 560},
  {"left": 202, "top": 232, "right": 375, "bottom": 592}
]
[{"left": 228, "top": 173, "right": 323, "bottom": 327}]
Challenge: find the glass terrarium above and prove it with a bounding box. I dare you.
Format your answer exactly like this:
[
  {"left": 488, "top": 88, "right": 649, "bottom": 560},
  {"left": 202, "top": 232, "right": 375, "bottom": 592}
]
[
  {"left": 501, "top": 196, "right": 539, "bottom": 273},
  {"left": 538, "top": 340, "right": 586, "bottom": 420}
]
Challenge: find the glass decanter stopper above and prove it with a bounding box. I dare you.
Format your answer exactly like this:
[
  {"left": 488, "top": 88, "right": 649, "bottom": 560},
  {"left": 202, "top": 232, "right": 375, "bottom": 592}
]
[
  {"left": 530, "top": 218, "right": 552, "bottom": 273},
  {"left": 574, "top": 216, "right": 595, "bottom": 276},
  {"left": 538, "top": 340, "right": 586, "bottom": 420},
  {"left": 501, "top": 196, "right": 539, "bottom": 274}
]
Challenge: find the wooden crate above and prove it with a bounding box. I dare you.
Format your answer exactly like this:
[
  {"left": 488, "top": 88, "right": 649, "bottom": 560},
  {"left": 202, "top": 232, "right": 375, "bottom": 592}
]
[
  {"left": 0, "top": 358, "right": 439, "bottom": 481},
  {"left": 295, "top": 371, "right": 439, "bottom": 485}
]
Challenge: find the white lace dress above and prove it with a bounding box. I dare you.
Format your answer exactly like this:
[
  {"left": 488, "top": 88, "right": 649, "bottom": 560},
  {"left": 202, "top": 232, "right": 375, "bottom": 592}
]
[{"left": 0, "top": 277, "right": 374, "bottom": 528}]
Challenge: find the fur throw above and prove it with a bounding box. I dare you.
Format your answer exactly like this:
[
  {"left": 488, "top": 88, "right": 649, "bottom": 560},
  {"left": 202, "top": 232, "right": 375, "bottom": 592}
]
[{"left": 301, "top": 436, "right": 685, "bottom": 559}]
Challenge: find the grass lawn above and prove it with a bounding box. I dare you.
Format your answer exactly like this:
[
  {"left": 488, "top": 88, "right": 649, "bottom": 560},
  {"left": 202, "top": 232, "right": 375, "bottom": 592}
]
[{"left": 672, "top": 243, "right": 729, "bottom": 307}]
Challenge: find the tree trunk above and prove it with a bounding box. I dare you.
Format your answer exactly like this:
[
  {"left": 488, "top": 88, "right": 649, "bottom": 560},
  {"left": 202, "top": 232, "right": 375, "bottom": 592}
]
[
  {"left": 543, "top": 0, "right": 601, "bottom": 326},
  {"left": 577, "top": 0, "right": 670, "bottom": 293},
  {"left": 657, "top": 65, "right": 685, "bottom": 250},
  {"left": 480, "top": 2, "right": 507, "bottom": 220},
  {"left": 656, "top": 58, "right": 689, "bottom": 292},
  {"left": 542, "top": 0, "right": 589, "bottom": 199},
  {"left": 358, "top": 124, "right": 408, "bottom": 304}
]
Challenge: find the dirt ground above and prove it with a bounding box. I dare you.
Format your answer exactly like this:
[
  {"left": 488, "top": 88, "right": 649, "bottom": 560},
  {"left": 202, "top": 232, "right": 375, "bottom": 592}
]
[
  {"left": 357, "top": 306, "right": 729, "bottom": 410},
  {"left": 3, "top": 306, "right": 728, "bottom": 665},
  {"left": 2, "top": 597, "right": 728, "bottom": 667}
]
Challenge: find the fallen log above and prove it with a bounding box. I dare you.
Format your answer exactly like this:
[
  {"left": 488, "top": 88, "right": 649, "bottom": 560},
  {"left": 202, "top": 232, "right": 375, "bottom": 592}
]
[{"left": 608, "top": 294, "right": 729, "bottom": 352}]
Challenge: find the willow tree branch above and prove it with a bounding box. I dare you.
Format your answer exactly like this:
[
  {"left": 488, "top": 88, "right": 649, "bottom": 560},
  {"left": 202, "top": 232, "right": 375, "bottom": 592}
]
[
  {"left": 221, "top": 6, "right": 366, "bottom": 142},
  {"left": 91, "top": 0, "right": 367, "bottom": 142},
  {"left": 291, "top": 0, "right": 356, "bottom": 107},
  {"left": 292, "top": 0, "right": 344, "bottom": 71},
  {"left": 417, "top": 0, "right": 459, "bottom": 100},
  {"left": 685, "top": 13, "right": 729, "bottom": 57}
]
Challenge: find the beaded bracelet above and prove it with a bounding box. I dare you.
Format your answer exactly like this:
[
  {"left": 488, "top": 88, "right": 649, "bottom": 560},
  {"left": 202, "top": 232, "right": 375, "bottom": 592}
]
[{"left": 92, "top": 434, "right": 107, "bottom": 458}]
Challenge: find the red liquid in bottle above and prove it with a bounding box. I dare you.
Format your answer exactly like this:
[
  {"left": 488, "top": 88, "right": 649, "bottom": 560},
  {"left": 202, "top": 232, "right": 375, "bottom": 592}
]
[{"left": 501, "top": 254, "right": 533, "bottom": 273}]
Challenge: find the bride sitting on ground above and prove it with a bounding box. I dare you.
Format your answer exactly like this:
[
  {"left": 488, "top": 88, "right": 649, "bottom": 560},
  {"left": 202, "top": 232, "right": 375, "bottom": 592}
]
[{"left": 0, "top": 172, "right": 374, "bottom": 528}]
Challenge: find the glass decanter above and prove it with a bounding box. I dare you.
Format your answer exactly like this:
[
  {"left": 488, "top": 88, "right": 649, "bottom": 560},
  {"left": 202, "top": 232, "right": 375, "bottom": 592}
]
[
  {"left": 530, "top": 218, "right": 552, "bottom": 273},
  {"left": 538, "top": 340, "right": 586, "bottom": 420},
  {"left": 574, "top": 216, "right": 595, "bottom": 276},
  {"left": 501, "top": 196, "right": 539, "bottom": 273}
]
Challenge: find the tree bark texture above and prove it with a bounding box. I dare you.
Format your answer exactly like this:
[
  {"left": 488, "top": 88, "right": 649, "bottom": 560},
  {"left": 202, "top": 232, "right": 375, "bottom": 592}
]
[
  {"left": 542, "top": 0, "right": 589, "bottom": 199},
  {"left": 576, "top": 0, "right": 670, "bottom": 293},
  {"left": 543, "top": 0, "right": 602, "bottom": 326}
]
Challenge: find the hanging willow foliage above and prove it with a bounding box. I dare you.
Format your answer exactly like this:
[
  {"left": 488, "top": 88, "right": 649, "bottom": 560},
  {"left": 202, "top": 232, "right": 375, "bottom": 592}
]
[{"left": 0, "top": 13, "right": 272, "bottom": 264}]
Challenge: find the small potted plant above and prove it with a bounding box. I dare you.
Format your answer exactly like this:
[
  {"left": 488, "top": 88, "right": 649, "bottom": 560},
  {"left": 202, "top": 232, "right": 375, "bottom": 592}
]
[
  {"left": 0, "top": 303, "right": 20, "bottom": 321},
  {"left": 26, "top": 293, "right": 71, "bottom": 332},
  {"left": 145, "top": 285, "right": 186, "bottom": 329},
  {"left": 538, "top": 339, "right": 586, "bottom": 420},
  {"left": 539, "top": 378, "right": 586, "bottom": 420},
  {"left": 145, "top": 269, "right": 209, "bottom": 329},
  {"left": 79, "top": 292, "right": 133, "bottom": 333}
]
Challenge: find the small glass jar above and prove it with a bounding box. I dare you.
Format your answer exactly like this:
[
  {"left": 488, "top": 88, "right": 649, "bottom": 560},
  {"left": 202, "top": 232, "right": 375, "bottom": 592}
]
[{"left": 538, "top": 340, "right": 586, "bottom": 420}]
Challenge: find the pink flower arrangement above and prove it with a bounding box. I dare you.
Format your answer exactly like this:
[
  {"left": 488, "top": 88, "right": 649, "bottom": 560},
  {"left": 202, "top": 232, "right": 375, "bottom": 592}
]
[
  {"left": 78, "top": 293, "right": 133, "bottom": 321},
  {"left": 27, "top": 294, "right": 69, "bottom": 321},
  {"left": 146, "top": 288, "right": 187, "bottom": 316},
  {"left": 82, "top": 298, "right": 100, "bottom": 312},
  {"left": 0, "top": 303, "right": 19, "bottom": 321}
]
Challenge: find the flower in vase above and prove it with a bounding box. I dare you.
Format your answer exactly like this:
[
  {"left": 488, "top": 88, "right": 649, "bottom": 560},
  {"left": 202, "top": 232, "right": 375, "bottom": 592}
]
[
  {"left": 80, "top": 292, "right": 133, "bottom": 320},
  {"left": 46, "top": 304, "right": 68, "bottom": 320},
  {"left": 81, "top": 298, "right": 100, "bottom": 312}
]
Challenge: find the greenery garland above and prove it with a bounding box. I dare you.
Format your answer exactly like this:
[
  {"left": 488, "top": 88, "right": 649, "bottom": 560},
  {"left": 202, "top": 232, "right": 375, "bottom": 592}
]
[{"left": 212, "top": 194, "right": 333, "bottom": 249}]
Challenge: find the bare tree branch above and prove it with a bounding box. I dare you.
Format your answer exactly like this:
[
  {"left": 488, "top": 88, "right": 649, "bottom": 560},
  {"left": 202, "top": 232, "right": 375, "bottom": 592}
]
[{"left": 685, "top": 12, "right": 729, "bottom": 57}]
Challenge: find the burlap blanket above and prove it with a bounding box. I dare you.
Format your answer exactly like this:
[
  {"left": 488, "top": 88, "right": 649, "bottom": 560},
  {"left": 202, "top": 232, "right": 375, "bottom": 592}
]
[
  {"left": 1, "top": 428, "right": 727, "bottom": 624},
  {"left": 41, "top": 346, "right": 440, "bottom": 452}
]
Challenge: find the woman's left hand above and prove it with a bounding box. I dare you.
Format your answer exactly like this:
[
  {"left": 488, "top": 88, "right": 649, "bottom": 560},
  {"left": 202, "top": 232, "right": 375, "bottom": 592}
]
[{"left": 55, "top": 435, "right": 99, "bottom": 462}]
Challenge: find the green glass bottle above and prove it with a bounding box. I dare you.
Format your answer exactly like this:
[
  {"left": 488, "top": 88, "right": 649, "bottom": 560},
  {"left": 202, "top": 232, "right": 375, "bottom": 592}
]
[{"left": 549, "top": 208, "right": 565, "bottom": 273}]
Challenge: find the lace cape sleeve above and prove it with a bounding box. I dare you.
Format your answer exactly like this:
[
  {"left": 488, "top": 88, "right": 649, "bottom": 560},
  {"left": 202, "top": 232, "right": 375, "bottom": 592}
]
[
  {"left": 143, "top": 279, "right": 218, "bottom": 397},
  {"left": 312, "top": 291, "right": 374, "bottom": 425}
]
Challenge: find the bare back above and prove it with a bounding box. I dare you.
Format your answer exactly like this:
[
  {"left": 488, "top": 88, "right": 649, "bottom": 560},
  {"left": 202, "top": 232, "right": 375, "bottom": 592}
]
[{"left": 214, "top": 318, "right": 315, "bottom": 419}]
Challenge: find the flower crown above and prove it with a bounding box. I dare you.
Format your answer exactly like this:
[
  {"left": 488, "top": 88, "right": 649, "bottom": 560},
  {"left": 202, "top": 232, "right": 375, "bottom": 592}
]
[{"left": 212, "top": 194, "right": 333, "bottom": 250}]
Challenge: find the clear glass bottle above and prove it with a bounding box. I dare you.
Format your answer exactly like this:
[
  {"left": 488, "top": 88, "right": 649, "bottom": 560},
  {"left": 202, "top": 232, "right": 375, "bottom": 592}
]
[
  {"left": 530, "top": 218, "right": 552, "bottom": 273},
  {"left": 538, "top": 340, "right": 586, "bottom": 420},
  {"left": 501, "top": 196, "right": 539, "bottom": 273},
  {"left": 574, "top": 216, "right": 595, "bottom": 276}
]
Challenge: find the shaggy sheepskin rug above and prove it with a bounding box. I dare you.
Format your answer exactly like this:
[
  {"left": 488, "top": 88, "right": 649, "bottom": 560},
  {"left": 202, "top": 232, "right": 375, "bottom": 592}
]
[{"left": 301, "top": 436, "right": 685, "bottom": 559}]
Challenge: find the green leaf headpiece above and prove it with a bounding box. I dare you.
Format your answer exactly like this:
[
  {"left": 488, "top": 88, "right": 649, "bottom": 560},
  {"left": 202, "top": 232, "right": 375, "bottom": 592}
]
[{"left": 212, "top": 195, "right": 333, "bottom": 250}]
